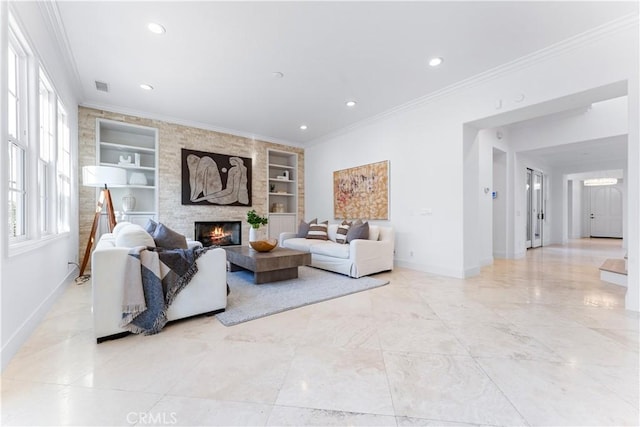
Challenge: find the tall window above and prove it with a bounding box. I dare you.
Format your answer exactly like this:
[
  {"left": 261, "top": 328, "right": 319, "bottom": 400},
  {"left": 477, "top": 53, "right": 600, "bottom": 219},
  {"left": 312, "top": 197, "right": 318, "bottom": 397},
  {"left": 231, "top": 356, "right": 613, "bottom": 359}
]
[
  {"left": 6, "top": 14, "right": 72, "bottom": 248},
  {"left": 7, "top": 30, "right": 27, "bottom": 240},
  {"left": 57, "top": 103, "right": 71, "bottom": 233},
  {"left": 38, "top": 70, "right": 55, "bottom": 234}
]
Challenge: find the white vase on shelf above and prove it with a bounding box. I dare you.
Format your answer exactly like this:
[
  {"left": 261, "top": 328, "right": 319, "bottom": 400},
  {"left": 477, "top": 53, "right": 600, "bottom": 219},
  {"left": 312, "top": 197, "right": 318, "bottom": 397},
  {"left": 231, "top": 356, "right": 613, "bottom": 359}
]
[
  {"left": 122, "top": 194, "right": 136, "bottom": 212},
  {"left": 129, "top": 172, "right": 147, "bottom": 185}
]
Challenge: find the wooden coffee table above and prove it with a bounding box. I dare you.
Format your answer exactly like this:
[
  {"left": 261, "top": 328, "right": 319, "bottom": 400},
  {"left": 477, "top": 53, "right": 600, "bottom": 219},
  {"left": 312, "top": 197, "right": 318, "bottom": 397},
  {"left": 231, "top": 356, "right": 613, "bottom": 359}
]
[{"left": 224, "top": 246, "right": 311, "bottom": 284}]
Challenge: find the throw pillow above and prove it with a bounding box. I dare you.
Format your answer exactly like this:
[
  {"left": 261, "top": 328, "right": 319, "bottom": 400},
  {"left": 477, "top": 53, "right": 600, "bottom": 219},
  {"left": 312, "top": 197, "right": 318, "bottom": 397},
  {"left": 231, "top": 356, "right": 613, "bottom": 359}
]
[
  {"left": 306, "top": 220, "right": 329, "bottom": 240},
  {"left": 144, "top": 218, "right": 158, "bottom": 235},
  {"left": 297, "top": 218, "right": 317, "bottom": 238},
  {"left": 335, "top": 220, "right": 352, "bottom": 244},
  {"left": 153, "top": 222, "right": 188, "bottom": 249},
  {"left": 346, "top": 220, "right": 369, "bottom": 242},
  {"left": 115, "top": 224, "right": 156, "bottom": 248},
  {"left": 368, "top": 225, "right": 380, "bottom": 241}
]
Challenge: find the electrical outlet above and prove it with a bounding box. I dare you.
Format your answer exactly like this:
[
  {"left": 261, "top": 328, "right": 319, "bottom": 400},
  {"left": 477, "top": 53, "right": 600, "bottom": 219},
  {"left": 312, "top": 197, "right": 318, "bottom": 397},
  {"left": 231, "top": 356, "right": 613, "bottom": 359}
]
[{"left": 410, "top": 251, "right": 414, "bottom": 257}]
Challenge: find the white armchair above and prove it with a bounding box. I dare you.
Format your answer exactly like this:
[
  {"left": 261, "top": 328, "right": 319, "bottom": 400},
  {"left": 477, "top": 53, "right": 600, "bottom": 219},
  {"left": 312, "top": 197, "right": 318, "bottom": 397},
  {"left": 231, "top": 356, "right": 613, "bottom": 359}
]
[{"left": 91, "top": 224, "right": 227, "bottom": 342}]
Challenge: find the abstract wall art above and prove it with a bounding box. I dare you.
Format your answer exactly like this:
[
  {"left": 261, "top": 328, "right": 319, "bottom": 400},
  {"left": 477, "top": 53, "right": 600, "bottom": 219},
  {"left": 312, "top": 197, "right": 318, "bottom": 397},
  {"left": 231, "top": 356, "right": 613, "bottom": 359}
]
[
  {"left": 333, "top": 160, "right": 389, "bottom": 220},
  {"left": 181, "top": 148, "right": 252, "bottom": 206}
]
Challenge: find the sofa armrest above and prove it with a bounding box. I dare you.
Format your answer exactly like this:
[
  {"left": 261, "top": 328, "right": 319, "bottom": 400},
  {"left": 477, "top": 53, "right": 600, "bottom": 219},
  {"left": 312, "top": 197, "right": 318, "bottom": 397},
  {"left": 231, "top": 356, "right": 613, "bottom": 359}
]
[
  {"left": 279, "top": 232, "right": 297, "bottom": 246},
  {"left": 350, "top": 239, "right": 393, "bottom": 262},
  {"left": 187, "top": 239, "right": 203, "bottom": 249}
]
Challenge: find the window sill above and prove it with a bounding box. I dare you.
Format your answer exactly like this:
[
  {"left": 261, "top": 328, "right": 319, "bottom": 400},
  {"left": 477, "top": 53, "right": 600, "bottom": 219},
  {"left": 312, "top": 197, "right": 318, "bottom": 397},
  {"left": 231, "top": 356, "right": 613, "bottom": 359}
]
[{"left": 8, "top": 233, "right": 70, "bottom": 257}]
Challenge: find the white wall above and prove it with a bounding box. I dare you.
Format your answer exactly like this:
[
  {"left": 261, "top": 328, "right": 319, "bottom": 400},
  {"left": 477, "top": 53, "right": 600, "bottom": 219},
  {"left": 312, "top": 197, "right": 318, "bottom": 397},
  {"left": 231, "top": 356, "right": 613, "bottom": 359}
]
[
  {"left": 492, "top": 147, "right": 508, "bottom": 258},
  {"left": 305, "top": 18, "right": 639, "bottom": 310},
  {"left": 1, "top": 3, "right": 80, "bottom": 371}
]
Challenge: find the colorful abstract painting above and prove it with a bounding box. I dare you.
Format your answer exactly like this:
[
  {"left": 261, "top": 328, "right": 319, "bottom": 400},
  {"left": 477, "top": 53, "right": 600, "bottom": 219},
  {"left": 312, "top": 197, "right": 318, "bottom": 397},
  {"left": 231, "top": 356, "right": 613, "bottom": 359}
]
[{"left": 333, "top": 160, "right": 389, "bottom": 220}]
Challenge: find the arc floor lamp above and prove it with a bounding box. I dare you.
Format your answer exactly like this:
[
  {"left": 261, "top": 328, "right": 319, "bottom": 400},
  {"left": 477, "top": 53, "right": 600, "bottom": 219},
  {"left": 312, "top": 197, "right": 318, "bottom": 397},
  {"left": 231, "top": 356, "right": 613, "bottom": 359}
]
[{"left": 79, "top": 165, "right": 126, "bottom": 278}]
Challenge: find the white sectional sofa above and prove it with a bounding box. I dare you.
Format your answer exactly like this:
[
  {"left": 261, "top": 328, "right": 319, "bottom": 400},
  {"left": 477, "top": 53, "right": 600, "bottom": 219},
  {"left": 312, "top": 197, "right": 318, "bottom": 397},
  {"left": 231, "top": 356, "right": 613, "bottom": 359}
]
[
  {"left": 279, "top": 224, "right": 394, "bottom": 278},
  {"left": 91, "top": 223, "right": 227, "bottom": 342}
]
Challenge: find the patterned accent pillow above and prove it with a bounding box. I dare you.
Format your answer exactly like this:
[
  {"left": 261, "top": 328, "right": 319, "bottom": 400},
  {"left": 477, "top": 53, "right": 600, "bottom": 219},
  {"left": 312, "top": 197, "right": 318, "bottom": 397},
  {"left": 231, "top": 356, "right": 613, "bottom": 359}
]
[
  {"left": 306, "top": 220, "right": 329, "bottom": 240},
  {"left": 297, "top": 218, "right": 317, "bottom": 238},
  {"left": 335, "top": 220, "right": 352, "bottom": 244}
]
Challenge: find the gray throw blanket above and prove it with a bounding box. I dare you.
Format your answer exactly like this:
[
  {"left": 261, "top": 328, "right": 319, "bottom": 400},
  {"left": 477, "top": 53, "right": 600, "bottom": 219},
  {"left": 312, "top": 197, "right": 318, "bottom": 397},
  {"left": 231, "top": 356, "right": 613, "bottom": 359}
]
[{"left": 121, "top": 245, "right": 208, "bottom": 335}]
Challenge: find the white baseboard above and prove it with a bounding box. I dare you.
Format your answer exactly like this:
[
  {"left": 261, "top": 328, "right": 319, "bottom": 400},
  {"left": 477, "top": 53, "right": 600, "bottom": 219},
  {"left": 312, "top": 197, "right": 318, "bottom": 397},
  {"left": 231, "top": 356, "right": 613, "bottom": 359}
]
[
  {"left": 600, "top": 270, "right": 627, "bottom": 287},
  {"left": 0, "top": 268, "right": 77, "bottom": 372},
  {"left": 394, "top": 260, "right": 467, "bottom": 279}
]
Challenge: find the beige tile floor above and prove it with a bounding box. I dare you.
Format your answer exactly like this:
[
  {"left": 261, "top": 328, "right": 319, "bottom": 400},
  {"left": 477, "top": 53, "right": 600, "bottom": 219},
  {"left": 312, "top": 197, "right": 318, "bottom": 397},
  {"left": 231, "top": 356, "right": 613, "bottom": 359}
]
[{"left": 2, "top": 238, "right": 639, "bottom": 426}]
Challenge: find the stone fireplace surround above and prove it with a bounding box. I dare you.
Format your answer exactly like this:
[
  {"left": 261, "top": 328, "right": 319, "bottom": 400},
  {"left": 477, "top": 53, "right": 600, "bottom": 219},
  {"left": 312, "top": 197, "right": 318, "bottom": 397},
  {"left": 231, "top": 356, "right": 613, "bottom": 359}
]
[{"left": 78, "top": 107, "right": 304, "bottom": 262}]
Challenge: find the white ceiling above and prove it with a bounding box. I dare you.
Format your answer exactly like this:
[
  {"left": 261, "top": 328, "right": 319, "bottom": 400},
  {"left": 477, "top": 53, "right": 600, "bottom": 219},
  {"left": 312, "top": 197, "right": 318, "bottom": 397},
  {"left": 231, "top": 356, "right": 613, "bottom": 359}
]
[
  {"left": 517, "top": 135, "right": 628, "bottom": 168},
  {"left": 55, "top": 1, "right": 638, "bottom": 146}
]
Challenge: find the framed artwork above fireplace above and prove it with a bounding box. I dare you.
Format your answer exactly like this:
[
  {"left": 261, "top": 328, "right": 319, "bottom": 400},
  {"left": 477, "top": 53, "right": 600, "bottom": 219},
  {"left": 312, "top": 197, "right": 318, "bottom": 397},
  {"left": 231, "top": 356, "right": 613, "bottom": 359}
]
[{"left": 181, "top": 148, "right": 252, "bottom": 206}]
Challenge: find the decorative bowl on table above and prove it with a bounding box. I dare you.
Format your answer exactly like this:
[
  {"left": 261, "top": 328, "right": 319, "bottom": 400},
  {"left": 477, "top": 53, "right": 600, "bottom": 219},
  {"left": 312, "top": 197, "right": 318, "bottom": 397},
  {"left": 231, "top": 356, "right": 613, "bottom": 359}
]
[{"left": 249, "top": 239, "right": 278, "bottom": 252}]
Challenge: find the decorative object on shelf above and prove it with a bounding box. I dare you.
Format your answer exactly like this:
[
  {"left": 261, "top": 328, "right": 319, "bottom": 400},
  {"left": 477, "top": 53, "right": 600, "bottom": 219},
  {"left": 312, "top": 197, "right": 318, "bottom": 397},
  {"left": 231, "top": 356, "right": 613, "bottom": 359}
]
[
  {"left": 249, "top": 239, "right": 278, "bottom": 252},
  {"left": 122, "top": 194, "right": 136, "bottom": 212},
  {"left": 181, "top": 148, "right": 252, "bottom": 206},
  {"left": 134, "top": 153, "right": 141, "bottom": 167},
  {"left": 334, "top": 160, "right": 390, "bottom": 220},
  {"left": 129, "top": 172, "right": 148, "bottom": 185},
  {"left": 271, "top": 203, "right": 285, "bottom": 213},
  {"left": 283, "top": 170, "right": 290, "bottom": 180},
  {"left": 79, "top": 165, "right": 127, "bottom": 277},
  {"left": 118, "top": 155, "right": 132, "bottom": 165},
  {"left": 270, "top": 184, "right": 275, "bottom": 192},
  {"left": 276, "top": 175, "right": 287, "bottom": 180}
]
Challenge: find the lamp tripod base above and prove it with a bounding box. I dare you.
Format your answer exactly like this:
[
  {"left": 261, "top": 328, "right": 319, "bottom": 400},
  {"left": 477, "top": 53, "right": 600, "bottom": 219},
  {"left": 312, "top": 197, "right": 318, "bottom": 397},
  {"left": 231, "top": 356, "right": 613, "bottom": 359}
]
[{"left": 78, "top": 188, "right": 117, "bottom": 280}]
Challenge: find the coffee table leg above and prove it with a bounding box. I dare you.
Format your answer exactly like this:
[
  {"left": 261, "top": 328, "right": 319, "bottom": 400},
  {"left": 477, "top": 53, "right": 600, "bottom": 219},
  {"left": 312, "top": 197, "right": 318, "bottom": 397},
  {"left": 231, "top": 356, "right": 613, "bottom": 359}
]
[
  {"left": 228, "top": 262, "right": 245, "bottom": 272},
  {"left": 254, "top": 267, "right": 299, "bottom": 284}
]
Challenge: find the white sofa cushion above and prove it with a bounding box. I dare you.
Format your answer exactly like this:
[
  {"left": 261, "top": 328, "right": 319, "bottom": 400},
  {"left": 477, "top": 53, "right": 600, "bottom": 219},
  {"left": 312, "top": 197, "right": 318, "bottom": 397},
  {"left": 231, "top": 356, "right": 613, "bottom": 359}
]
[
  {"left": 115, "top": 224, "right": 156, "bottom": 248},
  {"left": 368, "top": 225, "right": 380, "bottom": 241},
  {"left": 282, "top": 237, "right": 325, "bottom": 252},
  {"left": 112, "top": 221, "right": 132, "bottom": 239},
  {"left": 310, "top": 241, "right": 350, "bottom": 259}
]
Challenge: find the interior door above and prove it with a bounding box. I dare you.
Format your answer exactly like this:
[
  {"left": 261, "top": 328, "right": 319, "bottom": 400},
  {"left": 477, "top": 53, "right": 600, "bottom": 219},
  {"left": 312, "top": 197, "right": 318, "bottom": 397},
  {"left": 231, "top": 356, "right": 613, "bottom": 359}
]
[
  {"left": 531, "top": 170, "right": 543, "bottom": 248},
  {"left": 526, "top": 168, "right": 544, "bottom": 249},
  {"left": 526, "top": 169, "right": 532, "bottom": 248},
  {"left": 590, "top": 185, "right": 623, "bottom": 238}
]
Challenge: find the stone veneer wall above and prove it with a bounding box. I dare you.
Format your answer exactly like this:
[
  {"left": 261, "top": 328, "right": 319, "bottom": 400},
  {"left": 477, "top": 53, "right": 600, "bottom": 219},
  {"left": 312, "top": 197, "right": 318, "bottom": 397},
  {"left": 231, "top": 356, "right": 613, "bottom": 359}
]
[{"left": 78, "top": 107, "right": 304, "bottom": 263}]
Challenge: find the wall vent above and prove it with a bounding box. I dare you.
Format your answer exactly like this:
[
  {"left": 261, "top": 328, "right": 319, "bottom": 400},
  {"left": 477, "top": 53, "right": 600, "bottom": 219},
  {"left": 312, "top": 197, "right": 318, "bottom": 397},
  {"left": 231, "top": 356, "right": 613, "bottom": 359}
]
[{"left": 95, "top": 81, "right": 109, "bottom": 92}]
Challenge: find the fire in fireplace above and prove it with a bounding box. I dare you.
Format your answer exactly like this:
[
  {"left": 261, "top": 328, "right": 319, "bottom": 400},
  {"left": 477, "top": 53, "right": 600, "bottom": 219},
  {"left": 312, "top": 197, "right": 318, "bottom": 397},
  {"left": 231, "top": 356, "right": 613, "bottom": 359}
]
[{"left": 194, "top": 221, "right": 241, "bottom": 247}]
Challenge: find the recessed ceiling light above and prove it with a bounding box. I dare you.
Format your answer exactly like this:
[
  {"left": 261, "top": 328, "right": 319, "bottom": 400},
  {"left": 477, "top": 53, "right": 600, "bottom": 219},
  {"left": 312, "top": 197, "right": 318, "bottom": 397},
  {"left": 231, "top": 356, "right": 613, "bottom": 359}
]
[
  {"left": 299, "top": 125, "right": 308, "bottom": 130},
  {"left": 345, "top": 100, "right": 357, "bottom": 107},
  {"left": 147, "top": 22, "right": 166, "bottom": 35},
  {"left": 428, "top": 57, "right": 443, "bottom": 67},
  {"left": 139, "top": 84, "right": 154, "bottom": 91}
]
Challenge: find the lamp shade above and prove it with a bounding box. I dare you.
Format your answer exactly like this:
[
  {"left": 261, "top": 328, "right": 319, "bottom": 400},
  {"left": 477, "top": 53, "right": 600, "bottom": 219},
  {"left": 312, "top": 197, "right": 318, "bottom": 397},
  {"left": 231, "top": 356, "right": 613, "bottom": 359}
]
[{"left": 82, "top": 165, "right": 127, "bottom": 188}]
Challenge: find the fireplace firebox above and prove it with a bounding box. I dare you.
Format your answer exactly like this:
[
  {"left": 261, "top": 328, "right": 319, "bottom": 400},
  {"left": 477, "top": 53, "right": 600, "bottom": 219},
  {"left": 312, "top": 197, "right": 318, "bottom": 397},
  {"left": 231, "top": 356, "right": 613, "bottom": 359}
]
[{"left": 194, "top": 221, "right": 241, "bottom": 247}]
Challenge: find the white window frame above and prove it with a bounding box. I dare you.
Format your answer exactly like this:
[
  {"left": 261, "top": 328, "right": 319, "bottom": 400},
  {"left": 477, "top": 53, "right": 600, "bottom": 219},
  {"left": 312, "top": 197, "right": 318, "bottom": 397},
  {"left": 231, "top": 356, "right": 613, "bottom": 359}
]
[
  {"left": 56, "top": 102, "right": 70, "bottom": 233},
  {"left": 38, "top": 69, "right": 55, "bottom": 235},
  {"left": 7, "top": 22, "right": 28, "bottom": 243}
]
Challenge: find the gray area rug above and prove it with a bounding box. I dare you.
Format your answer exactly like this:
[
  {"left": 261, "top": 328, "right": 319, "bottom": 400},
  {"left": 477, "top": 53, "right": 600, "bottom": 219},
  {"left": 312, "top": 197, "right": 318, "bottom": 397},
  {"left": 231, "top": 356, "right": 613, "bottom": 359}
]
[{"left": 215, "top": 266, "right": 389, "bottom": 326}]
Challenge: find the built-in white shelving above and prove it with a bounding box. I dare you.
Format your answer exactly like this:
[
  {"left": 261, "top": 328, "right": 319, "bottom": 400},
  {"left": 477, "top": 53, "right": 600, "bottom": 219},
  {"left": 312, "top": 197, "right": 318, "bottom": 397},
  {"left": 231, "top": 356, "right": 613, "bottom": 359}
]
[
  {"left": 267, "top": 150, "right": 298, "bottom": 239},
  {"left": 96, "top": 118, "right": 159, "bottom": 230}
]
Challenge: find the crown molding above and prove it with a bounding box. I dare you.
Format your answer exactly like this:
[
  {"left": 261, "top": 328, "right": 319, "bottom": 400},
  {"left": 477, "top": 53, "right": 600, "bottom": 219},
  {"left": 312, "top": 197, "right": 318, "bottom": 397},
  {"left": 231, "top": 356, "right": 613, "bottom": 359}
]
[
  {"left": 37, "top": 0, "right": 84, "bottom": 100},
  {"left": 80, "top": 102, "right": 304, "bottom": 149},
  {"left": 309, "top": 12, "right": 639, "bottom": 147}
]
